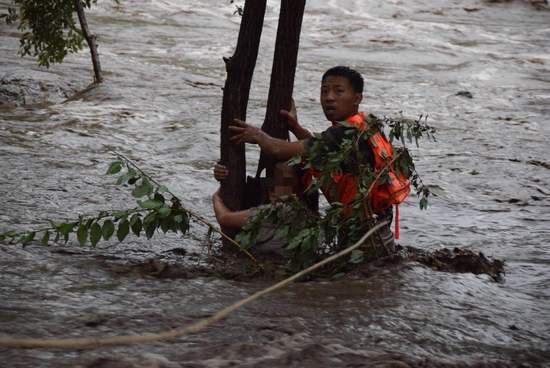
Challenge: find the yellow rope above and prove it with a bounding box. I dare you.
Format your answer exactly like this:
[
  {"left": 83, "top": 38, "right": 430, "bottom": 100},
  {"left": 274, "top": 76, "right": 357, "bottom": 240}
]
[{"left": 0, "top": 221, "right": 388, "bottom": 350}]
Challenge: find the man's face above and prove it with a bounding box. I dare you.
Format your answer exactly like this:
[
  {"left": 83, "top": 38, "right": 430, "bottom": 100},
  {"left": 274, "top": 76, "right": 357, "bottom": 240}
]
[
  {"left": 320, "top": 75, "right": 362, "bottom": 122},
  {"left": 268, "top": 164, "right": 299, "bottom": 203}
]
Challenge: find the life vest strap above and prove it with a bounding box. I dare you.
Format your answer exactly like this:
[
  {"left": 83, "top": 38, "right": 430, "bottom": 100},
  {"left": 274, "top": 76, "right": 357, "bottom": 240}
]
[{"left": 394, "top": 205, "right": 400, "bottom": 240}]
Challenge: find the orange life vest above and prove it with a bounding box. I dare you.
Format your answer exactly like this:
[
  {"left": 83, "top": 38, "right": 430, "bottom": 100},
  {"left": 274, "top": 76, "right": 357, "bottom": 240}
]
[
  {"left": 346, "top": 113, "right": 410, "bottom": 216},
  {"left": 303, "top": 112, "right": 410, "bottom": 238}
]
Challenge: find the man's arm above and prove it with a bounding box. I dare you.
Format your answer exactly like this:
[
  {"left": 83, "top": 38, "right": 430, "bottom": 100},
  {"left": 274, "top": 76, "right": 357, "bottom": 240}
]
[
  {"left": 229, "top": 119, "right": 306, "bottom": 161},
  {"left": 280, "top": 99, "right": 313, "bottom": 140},
  {"left": 289, "top": 124, "right": 313, "bottom": 140},
  {"left": 212, "top": 190, "right": 250, "bottom": 229}
]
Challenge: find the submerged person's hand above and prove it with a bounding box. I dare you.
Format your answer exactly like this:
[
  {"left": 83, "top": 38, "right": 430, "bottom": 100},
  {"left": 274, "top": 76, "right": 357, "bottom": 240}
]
[{"left": 213, "top": 162, "right": 229, "bottom": 181}]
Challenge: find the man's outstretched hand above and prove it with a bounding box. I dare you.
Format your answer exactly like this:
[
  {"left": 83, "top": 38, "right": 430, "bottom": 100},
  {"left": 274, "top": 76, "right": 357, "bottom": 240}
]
[{"left": 229, "top": 119, "right": 264, "bottom": 145}]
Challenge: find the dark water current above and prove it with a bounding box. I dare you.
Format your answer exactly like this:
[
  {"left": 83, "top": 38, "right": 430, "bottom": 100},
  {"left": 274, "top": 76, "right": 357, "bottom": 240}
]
[{"left": 1, "top": 0, "right": 549, "bottom": 367}]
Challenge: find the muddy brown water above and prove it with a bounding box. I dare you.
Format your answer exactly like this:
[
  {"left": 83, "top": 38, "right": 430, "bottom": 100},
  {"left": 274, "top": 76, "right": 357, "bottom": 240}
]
[{"left": 1, "top": 0, "right": 549, "bottom": 367}]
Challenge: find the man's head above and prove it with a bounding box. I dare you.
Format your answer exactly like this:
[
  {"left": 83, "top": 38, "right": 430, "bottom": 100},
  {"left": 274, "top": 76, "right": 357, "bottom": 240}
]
[
  {"left": 268, "top": 163, "right": 300, "bottom": 203},
  {"left": 321, "top": 66, "right": 364, "bottom": 122}
]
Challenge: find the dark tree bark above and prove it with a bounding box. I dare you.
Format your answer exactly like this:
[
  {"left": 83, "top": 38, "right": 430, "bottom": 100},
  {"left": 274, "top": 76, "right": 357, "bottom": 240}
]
[
  {"left": 257, "top": 0, "right": 306, "bottom": 178},
  {"left": 219, "top": 0, "right": 267, "bottom": 236},
  {"left": 74, "top": 0, "right": 102, "bottom": 83}
]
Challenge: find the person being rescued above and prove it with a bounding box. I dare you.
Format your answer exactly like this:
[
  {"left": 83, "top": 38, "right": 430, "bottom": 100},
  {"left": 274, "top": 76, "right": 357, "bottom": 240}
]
[
  {"left": 214, "top": 66, "right": 407, "bottom": 255},
  {"left": 213, "top": 162, "right": 302, "bottom": 255}
]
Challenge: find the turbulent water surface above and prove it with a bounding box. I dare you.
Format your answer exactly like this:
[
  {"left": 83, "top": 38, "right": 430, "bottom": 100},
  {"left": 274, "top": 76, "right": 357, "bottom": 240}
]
[{"left": 1, "top": 0, "right": 549, "bottom": 367}]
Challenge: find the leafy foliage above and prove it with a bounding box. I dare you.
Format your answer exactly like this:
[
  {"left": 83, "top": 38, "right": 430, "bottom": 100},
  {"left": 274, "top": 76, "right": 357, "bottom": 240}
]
[
  {"left": 237, "top": 113, "right": 437, "bottom": 270},
  {"left": 229, "top": 0, "right": 244, "bottom": 16},
  {"left": 0, "top": 6, "right": 18, "bottom": 24},
  {"left": 383, "top": 114, "right": 435, "bottom": 209},
  {"left": 0, "top": 154, "right": 191, "bottom": 248},
  {"left": 2, "top": 0, "right": 117, "bottom": 68}
]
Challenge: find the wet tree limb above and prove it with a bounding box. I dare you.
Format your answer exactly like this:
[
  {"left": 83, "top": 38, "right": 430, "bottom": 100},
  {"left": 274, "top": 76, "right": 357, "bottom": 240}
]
[{"left": 74, "top": 0, "right": 102, "bottom": 83}]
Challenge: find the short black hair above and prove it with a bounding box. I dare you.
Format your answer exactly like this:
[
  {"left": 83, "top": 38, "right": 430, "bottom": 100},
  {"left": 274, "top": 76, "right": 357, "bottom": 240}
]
[{"left": 322, "top": 66, "right": 364, "bottom": 94}]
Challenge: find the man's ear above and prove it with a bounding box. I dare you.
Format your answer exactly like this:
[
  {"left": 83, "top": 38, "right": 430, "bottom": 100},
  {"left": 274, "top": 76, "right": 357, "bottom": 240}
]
[{"left": 353, "top": 93, "right": 363, "bottom": 106}]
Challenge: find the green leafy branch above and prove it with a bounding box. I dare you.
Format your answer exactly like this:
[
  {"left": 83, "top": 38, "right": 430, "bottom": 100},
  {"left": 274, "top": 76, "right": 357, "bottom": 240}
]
[
  {"left": 3, "top": 0, "right": 93, "bottom": 67},
  {"left": 365, "top": 113, "right": 435, "bottom": 210},
  {"left": 383, "top": 114, "right": 435, "bottom": 209},
  {"left": 383, "top": 113, "right": 437, "bottom": 147},
  {"left": 0, "top": 207, "right": 149, "bottom": 247},
  {"left": 0, "top": 152, "right": 260, "bottom": 267}
]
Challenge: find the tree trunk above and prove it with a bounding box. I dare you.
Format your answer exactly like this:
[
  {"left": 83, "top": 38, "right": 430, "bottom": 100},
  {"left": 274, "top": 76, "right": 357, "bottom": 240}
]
[
  {"left": 219, "top": 0, "right": 267, "bottom": 237},
  {"left": 74, "top": 0, "right": 102, "bottom": 83},
  {"left": 257, "top": 0, "right": 306, "bottom": 178}
]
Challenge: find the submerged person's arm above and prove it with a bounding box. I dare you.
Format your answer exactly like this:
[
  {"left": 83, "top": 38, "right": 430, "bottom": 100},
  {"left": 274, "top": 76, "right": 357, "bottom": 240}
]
[
  {"left": 212, "top": 190, "right": 250, "bottom": 229},
  {"left": 229, "top": 119, "right": 306, "bottom": 161}
]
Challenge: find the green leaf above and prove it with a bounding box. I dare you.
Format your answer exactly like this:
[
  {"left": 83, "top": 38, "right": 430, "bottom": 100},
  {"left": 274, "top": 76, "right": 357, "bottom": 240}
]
[
  {"left": 40, "top": 231, "right": 50, "bottom": 246},
  {"left": 130, "top": 216, "right": 142, "bottom": 237},
  {"left": 158, "top": 206, "right": 171, "bottom": 218},
  {"left": 22, "top": 232, "right": 35, "bottom": 245},
  {"left": 287, "top": 228, "right": 310, "bottom": 250},
  {"left": 274, "top": 225, "right": 289, "bottom": 240},
  {"left": 287, "top": 237, "right": 302, "bottom": 250},
  {"left": 350, "top": 250, "right": 364, "bottom": 264},
  {"left": 132, "top": 177, "right": 154, "bottom": 198},
  {"left": 142, "top": 178, "right": 154, "bottom": 197},
  {"left": 145, "top": 221, "right": 157, "bottom": 239},
  {"left": 113, "top": 211, "right": 128, "bottom": 220},
  {"left": 77, "top": 224, "right": 88, "bottom": 246},
  {"left": 102, "top": 220, "right": 115, "bottom": 240},
  {"left": 129, "top": 213, "right": 140, "bottom": 226},
  {"left": 85, "top": 218, "right": 94, "bottom": 228},
  {"left": 287, "top": 155, "right": 302, "bottom": 167},
  {"left": 127, "top": 166, "right": 137, "bottom": 179},
  {"left": 56, "top": 223, "right": 75, "bottom": 243},
  {"left": 106, "top": 161, "right": 123, "bottom": 175},
  {"left": 117, "top": 219, "right": 130, "bottom": 242},
  {"left": 174, "top": 214, "right": 183, "bottom": 223},
  {"left": 138, "top": 200, "right": 163, "bottom": 209},
  {"left": 90, "top": 223, "right": 102, "bottom": 247},
  {"left": 154, "top": 192, "right": 165, "bottom": 203},
  {"left": 235, "top": 232, "right": 252, "bottom": 249},
  {"left": 116, "top": 173, "right": 130, "bottom": 185},
  {"left": 142, "top": 211, "right": 157, "bottom": 226},
  {"left": 160, "top": 217, "right": 172, "bottom": 233},
  {"left": 419, "top": 197, "right": 428, "bottom": 210},
  {"left": 179, "top": 219, "right": 189, "bottom": 235},
  {"left": 132, "top": 183, "right": 149, "bottom": 198}
]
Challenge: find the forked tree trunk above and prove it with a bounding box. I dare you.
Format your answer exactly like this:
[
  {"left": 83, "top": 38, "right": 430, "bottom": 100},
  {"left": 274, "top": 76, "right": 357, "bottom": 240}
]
[
  {"left": 257, "top": 0, "right": 306, "bottom": 178},
  {"left": 74, "top": 0, "right": 102, "bottom": 83},
  {"left": 219, "top": 0, "right": 267, "bottom": 237}
]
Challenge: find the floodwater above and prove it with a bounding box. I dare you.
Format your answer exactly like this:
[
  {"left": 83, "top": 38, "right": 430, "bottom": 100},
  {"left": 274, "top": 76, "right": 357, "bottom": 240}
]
[{"left": 1, "top": 0, "right": 549, "bottom": 366}]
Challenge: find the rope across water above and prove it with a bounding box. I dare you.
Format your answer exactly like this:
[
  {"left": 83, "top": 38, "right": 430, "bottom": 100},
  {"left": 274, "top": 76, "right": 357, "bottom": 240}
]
[{"left": 0, "top": 221, "right": 388, "bottom": 350}]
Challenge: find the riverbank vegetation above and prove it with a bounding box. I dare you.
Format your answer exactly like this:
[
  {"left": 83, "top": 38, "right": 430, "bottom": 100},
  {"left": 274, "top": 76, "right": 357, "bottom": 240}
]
[{"left": 2, "top": 0, "right": 112, "bottom": 83}]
